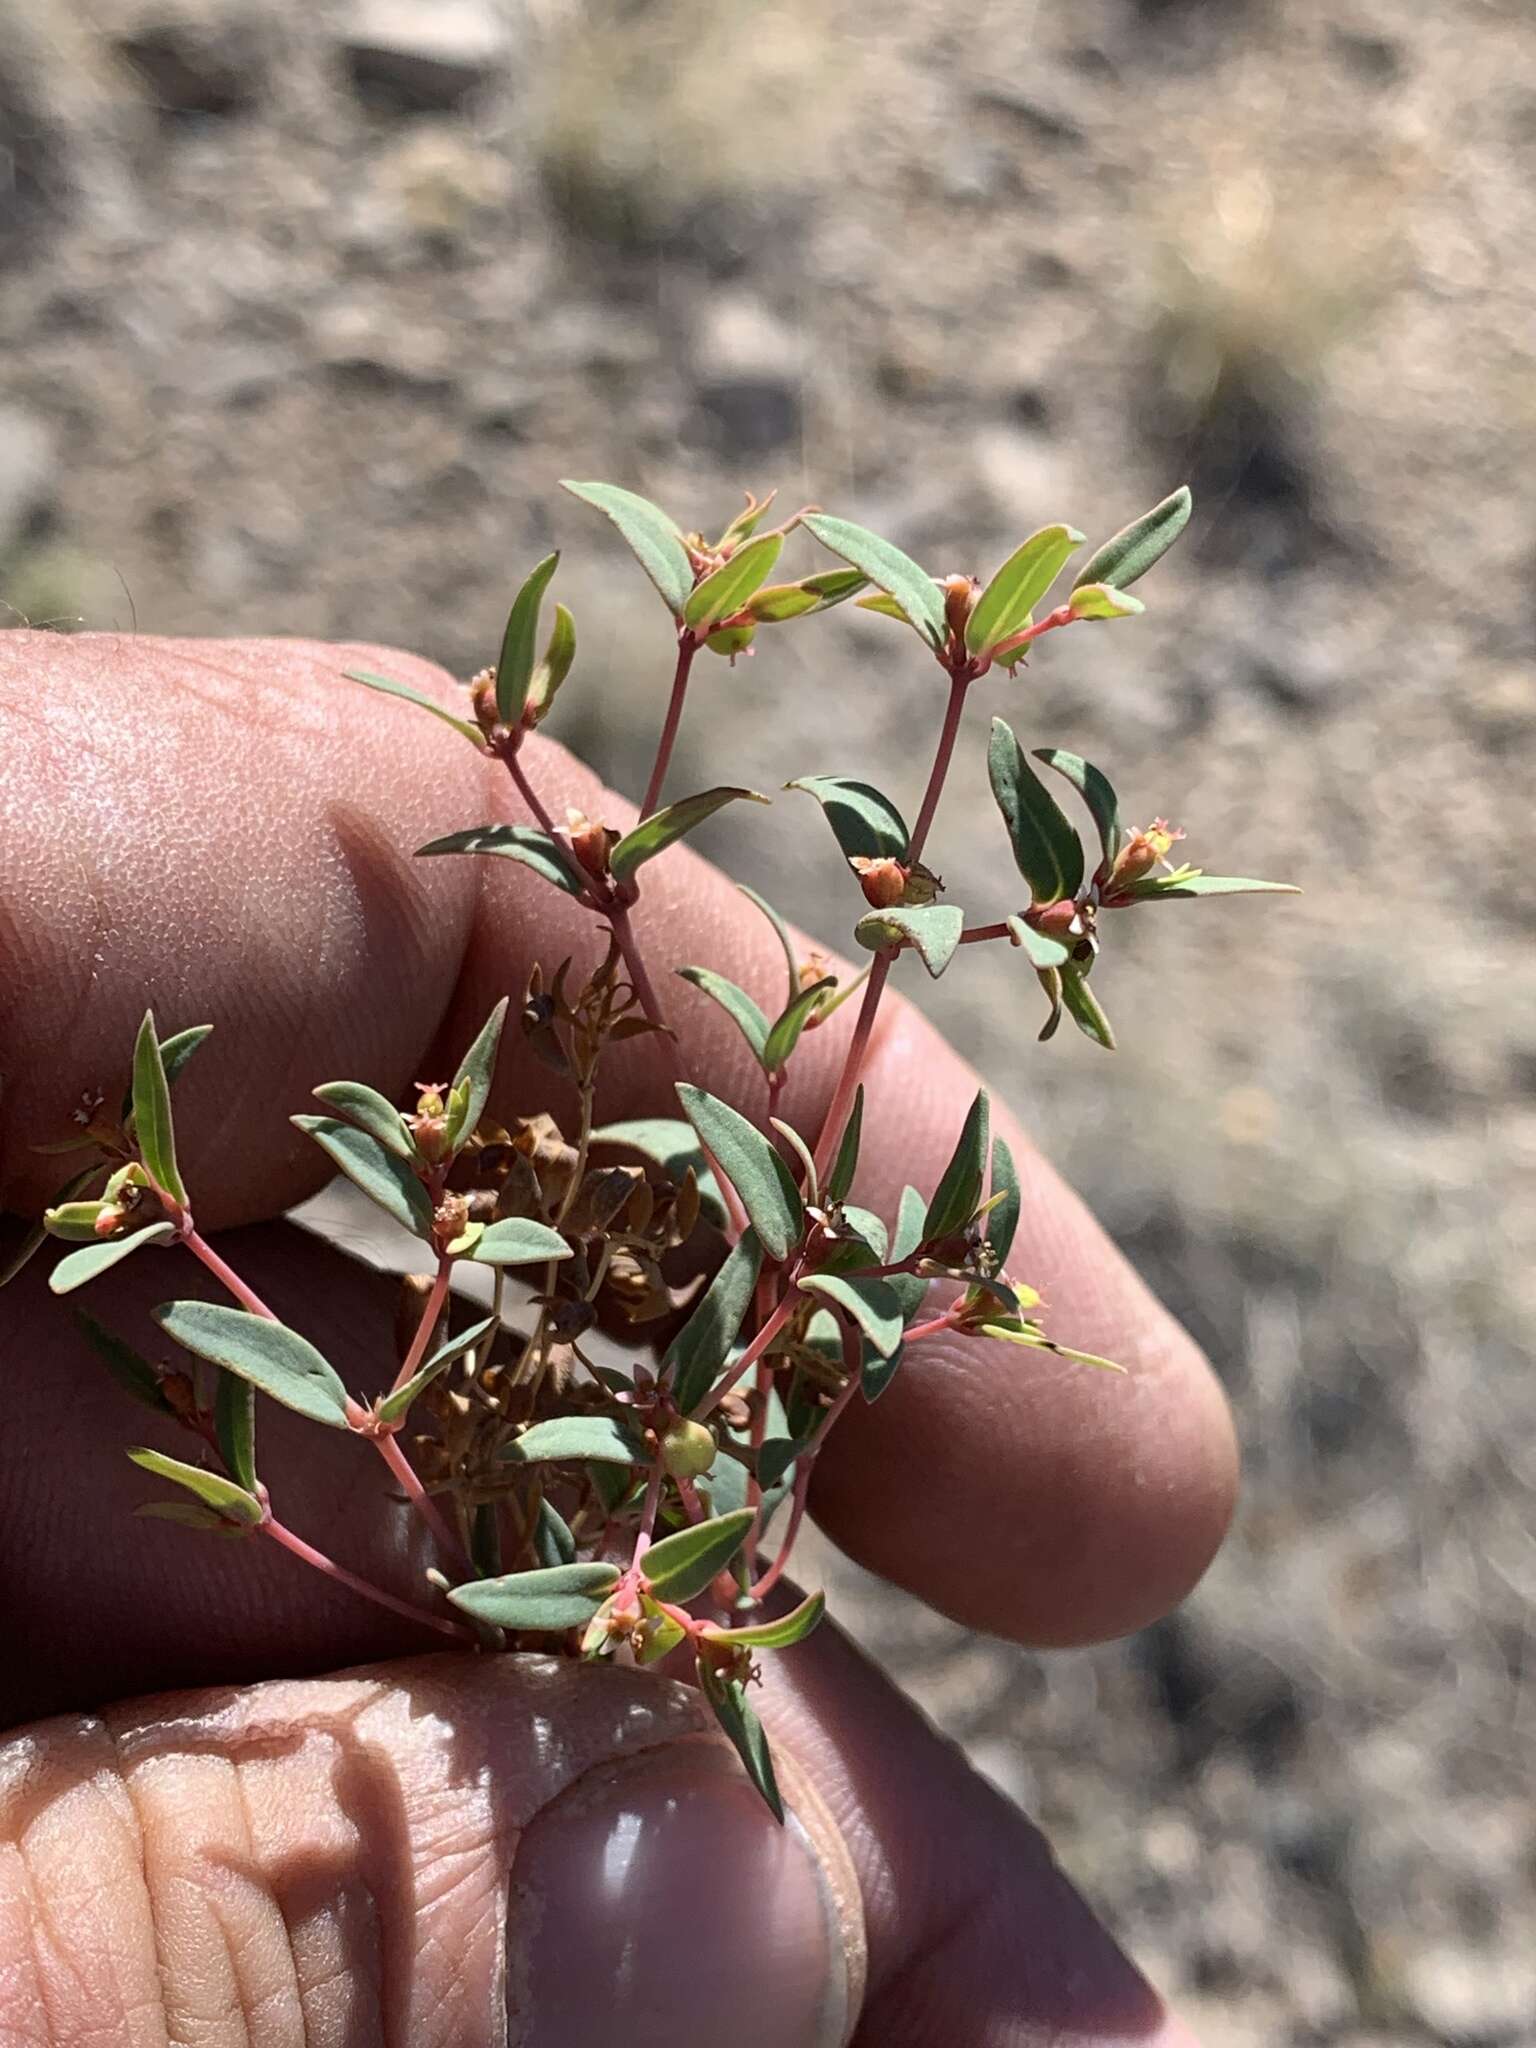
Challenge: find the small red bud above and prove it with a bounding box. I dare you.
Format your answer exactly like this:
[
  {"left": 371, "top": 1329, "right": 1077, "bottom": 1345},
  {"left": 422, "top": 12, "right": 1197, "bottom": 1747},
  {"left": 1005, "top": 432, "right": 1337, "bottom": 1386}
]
[
  {"left": 563, "top": 809, "right": 613, "bottom": 881},
  {"left": 851, "top": 856, "right": 909, "bottom": 909},
  {"left": 943, "top": 574, "right": 977, "bottom": 640},
  {"left": 1032, "top": 898, "right": 1082, "bottom": 942}
]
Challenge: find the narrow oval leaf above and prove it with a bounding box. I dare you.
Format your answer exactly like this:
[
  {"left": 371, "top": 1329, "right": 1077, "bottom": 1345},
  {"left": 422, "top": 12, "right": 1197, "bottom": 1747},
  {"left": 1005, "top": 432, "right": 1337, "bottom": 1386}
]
[
  {"left": 49, "top": 1220, "right": 176, "bottom": 1295},
  {"left": 342, "top": 669, "right": 486, "bottom": 748},
  {"left": 854, "top": 904, "right": 964, "bottom": 979},
  {"left": 132, "top": 1011, "right": 186, "bottom": 1207},
  {"left": 1073, "top": 485, "right": 1192, "bottom": 592},
  {"left": 704, "top": 1589, "right": 825, "bottom": 1650},
  {"left": 683, "top": 532, "right": 783, "bottom": 632},
  {"left": 1032, "top": 748, "right": 1121, "bottom": 867},
  {"left": 667, "top": 1228, "right": 763, "bottom": 1415},
  {"left": 215, "top": 1371, "right": 258, "bottom": 1494},
  {"left": 415, "top": 823, "right": 585, "bottom": 896},
  {"left": 74, "top": 1308, "right": 171, "bottom": 1414},
  {"left": 496, "top": 551, "right": 560, "bottom": 723},
  {"left": 447, "top": 997, "right": 509, "bottom": 1153},
  {"left": 588, "top": 1118, "right": 727, "bottom": 1229},
  {"left": 1069, "top": 582, "right": 1145, "bottom": 621},
  {"left": 377, "top": 1314, "right": 497, "bottom": 1425},
  {"left": 748, "top": 567, "right": 867, "bottom": 622},
  {"left": 966, "top": 523, "right": 1085, "bottom": 656},
  {"left": 291, "top": 1115, "right": 436, "bottom": 1241},
  {"left": 676, "top": 1084, "right": 804, "bottom": 1262},
  {"left": 43, "top": 1200, "right": 115, "bottom": 1243},
  {"left": 924, "top": 1089, "right": 990, "bottom": 1243},
  {"left": 1059, "top": 966, "right": 1116, "bottom": 1050},
  {"left": 699, "top": 1662, "right": 782, "bottom": 1821},
  {"left": 154, "top": 1300, "right": 354, "bottom": 1428},
  {"left": 610, "top": 787, "right": 769, "bottom": 885},
  {"left": 561, "top": 479, "right": 693, "bottom": 616},
  {"left": 534, "top": 1498, "right": 578, "bottom": 1568},
  {"left": 798, "top": 1272, "right": 905, "bottom": 1358},
  {"left": 762, "top": 975, "right": 837, "bottom": 1075},
  {"left": 738, "top": 884, "right": 800, "bottom": 1007},
  {"left": 1121, "top": 873, "right": 1301, "bottom": 901},
  {"left": 312, "top": 1080, "right": 416, "bottom": 1159},
  {"left": 988, "top": 717, "right": 1085, "bottom": 906},
  {"left": 787, "top": 775, "right": 910, "bottom": 862},
  {"left": 526, "top": 602, "right": 576, "bottom": 726},
  {"left": 676, "top": 966, "right": 770, "bottom": 1066},
  {"left": 160, "top": 1025, "right": 214, "bottom": 1088},
  {"left": 1005, "top": 913, "right": 1072, "bottom": 971},
  {"left": 127, "top": 1448, "right": 264, "bottom": 1525},
  {"left": 449, "top": 1560, "right": 621, "bottom": 1632},
  {"left": 643, "top": 1506, "right": 757, "bottom": 1604},
  {"left": 826, "top": 1085, "right": 864, "bottom": 1206},
  {"left": 986, "top": 1134, "right": 1021, "bottom": 1269},
  {"left": 472, "top": 1217, "right": 572, "bottom": 1266},
  {"left": 501, "top": 1415, "right": 646, "bottom": 1466},
  {"left": 801, "top": 513, "right": 946, "bottom": 648}
]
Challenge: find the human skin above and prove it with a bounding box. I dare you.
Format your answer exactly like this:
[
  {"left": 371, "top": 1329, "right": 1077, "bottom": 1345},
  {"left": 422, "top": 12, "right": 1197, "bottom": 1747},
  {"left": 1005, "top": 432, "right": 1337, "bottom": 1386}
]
[{"left": 0, "top": 632, "right": 1237, "bottom": 2045}]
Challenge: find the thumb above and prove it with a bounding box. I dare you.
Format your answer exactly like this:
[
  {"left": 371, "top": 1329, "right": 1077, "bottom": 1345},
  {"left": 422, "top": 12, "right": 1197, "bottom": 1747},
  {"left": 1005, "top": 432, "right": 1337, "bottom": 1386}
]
[{"left": 1, "top": 1653, "right": 864, "bottom": 2048}]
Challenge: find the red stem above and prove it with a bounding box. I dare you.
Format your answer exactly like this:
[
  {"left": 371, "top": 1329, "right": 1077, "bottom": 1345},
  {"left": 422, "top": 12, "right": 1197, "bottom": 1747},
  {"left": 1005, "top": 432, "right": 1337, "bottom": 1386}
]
[
  {"left": 695, "top": 1290, "right": 799, "bottom": 1419},
  {"left": 180, "top": 1224, "right": 280, "bottom": 1319},
  {"left": 608, "top": 903, "right": 674, "bottom": 1045},
  {"left": 960, "top": 921, "right": 1013, "bottom": 946},
  {"left": 374, "top": 1431, "right": 473, "bottom": 1573},
  {"left": 747, "top": 1326, "right": 862, "bottom": 1603},
  {"left": 505, "top": 749, "right": 563, "bottom": 840},
  {"left": 640, "top": 634, "right": 698, "bottom": 822},
  {"left": 903, "top": 1309, "right": 965, "bottom": 1344},
  {"left": 262, "top": 1516, "right": 471, "bottom": 1642},
  {"left": 389, "top": 1255, "right": 453, "bottom": 1398},
  {"left": 906, "top": 666, "right": 971, "bottom": 867}
]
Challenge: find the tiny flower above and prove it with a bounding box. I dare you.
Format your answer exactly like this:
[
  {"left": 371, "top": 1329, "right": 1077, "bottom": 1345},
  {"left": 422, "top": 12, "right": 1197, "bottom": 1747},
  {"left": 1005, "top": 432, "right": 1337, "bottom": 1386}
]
[
  {"left": 1111, "top": 819, "right": 1185, "bottom": 889},
  {"left": 560, "top": 808, "right": 615, "bottom": 882},
  {"left": 851, "top": 856, "right": 908, "bottom": 909}
]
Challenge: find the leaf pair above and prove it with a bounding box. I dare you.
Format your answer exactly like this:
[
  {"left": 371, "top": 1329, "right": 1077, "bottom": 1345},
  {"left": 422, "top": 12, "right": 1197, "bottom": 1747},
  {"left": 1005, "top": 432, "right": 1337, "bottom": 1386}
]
[
  {"left": 676, "top": 1085, "right": 804, "bottom": 1263},
  {"left": 675, "top": 964, "right": 836, "bottom": 1081}
]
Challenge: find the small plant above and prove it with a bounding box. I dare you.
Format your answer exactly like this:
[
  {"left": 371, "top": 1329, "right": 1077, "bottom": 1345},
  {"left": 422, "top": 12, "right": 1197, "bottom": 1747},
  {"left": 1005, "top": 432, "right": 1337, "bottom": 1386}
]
[{"left": 12, "top": 478, "right": 1294, "bottom": 1817}]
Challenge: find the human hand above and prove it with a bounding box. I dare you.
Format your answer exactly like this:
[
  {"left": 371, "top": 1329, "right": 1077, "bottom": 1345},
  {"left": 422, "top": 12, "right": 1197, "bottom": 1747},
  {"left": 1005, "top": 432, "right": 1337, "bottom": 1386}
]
[{"left": 0, "top": 632, "right": 1235, "bottom": 2044}]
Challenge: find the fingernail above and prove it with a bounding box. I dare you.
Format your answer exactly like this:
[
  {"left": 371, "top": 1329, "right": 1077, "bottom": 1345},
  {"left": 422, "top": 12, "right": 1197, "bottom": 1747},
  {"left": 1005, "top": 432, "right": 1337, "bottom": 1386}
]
[{"left": 508, "top": 1737, "right": 862, "bottom": 2048}]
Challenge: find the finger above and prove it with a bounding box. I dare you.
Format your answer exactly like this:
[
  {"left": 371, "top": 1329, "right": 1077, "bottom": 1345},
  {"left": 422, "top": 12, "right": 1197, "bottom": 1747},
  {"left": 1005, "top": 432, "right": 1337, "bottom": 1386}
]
[
  {"left": 1, "top": 634, "right": 1234, "bottom": 1648},
  {"left": 0, "top": 1652, "right": 865, "bottom": 2048}
]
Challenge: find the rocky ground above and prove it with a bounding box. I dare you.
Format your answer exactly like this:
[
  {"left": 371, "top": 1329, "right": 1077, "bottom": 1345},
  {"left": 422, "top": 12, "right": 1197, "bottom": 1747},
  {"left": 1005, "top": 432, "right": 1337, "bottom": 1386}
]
[{"left": 3, "top": 0, "right": 1535, "bottom": 2039}]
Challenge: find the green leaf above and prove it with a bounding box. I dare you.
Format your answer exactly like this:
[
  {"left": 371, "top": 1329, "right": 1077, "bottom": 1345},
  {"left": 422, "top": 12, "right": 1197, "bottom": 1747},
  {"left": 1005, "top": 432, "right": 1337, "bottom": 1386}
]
[
  {"left": 798, "top": 1272, "right": 904, "bottom": 1358},
  {"left": 861, "top": 1343, "right": 905, "bottom": 1402},
  {"left": 160, "top": 1025, "right": 214, "bottom": 1089},
  {"left": 215, "top": 1371, "right": 258, "bottom": 1494},
  {"left": 676, "top": 1085, "right": 804, "bottom": 1262},
  {"left": 826, "top": 1085, "right": 864, "bottom": 1206},
  {"left": 154, "top": 1300, "right": 354, "bottom": 1428},
  {"left": 377, "top": 1314, "right": 497, "bottom": 1425},
  {"left": 588, "top": 1118, "right": 727, "bottom": 1229},
  {"left": 48, "top": 1220, "right": 176, "bottom": 1295},
  {"left": 135, "top": 1500, "right": 248, "bottom": 1535},
  {"left": 854, "top": 904, "right": 964, "bottom": 978},
  {"left": 1073, "top": 485, "right": 1192, "bottom": 592},
  {"left": 1005, "top": 913, "right": 1072, "bottom": 970},
  {"left": 924, "top": 1089, "right": 990, "bottom": 1243},
  {"left": 42, "top": 1199, "right": 116, "bottom": 1243},
  {"left": 988, "top": 717, "right": 1085, "bottom": 906},
  {"left": 496, "top": 551, "right": 560, "bottom": 723},
  {"left": 610, "top": 787, "right": 769, "bottom": 885},
  {"left": 643, "top": 1507, "right": 756, "bottom": 1603},
  {"left": 676, "top": 966, "right": 770, "bottom": 1066},
  {"left": 1069, "top": 583, "right": 1145, "bottom": 621},
  {"left": 291, "top": 1115, "right": 436, "bottom": 1241},
  {"left": 449, "top": 1560, "right": 621, "bottom": 1632},
  {"left": 737, "top": 884, "right": 800, "bottom": 1008},
  {"left": 502, "top": 1415, "right": 646, "bottom": 1467},
  {"left": 762, "top": 976, "right": 837, "bottom": 1075},
  {"left": 311, "top": 1080, "right": 416, "bottom": 1160},
  {"left": 127, "top": 1448, "right": 264, "bottom": 1526},
  {"left": 1059, "top": 966, "right": 1116, "bottom": 1050},
  {"left": 986, "top": 1134, "right": 1021, "bottom": 1269},
  {"left": 787, "top": 775, "right": 910, "bottom": 862},
  {"left": 699, "top": 1662, "right": 782, "bottom": 1821},
  {"left": 975, "top": 1319, "right": 1124, "bottom": 1371},
  {"left": 1032, "top": 748, "right": 1121, "bottom": 868},
  {"left": 534, "top": 1498, "right": 578, "bottom": 1568},
  {"left": 1120, "top": 873, "right": 1301, "bottom": 901},
  {"left": 415, "top": 822, "right": 584, "bottom": 896},
  {"left": 471, "top": 1218, "right": 572, "bottom": 1266},
  {"left": 801, "top": 513, "right": 946, "bottom": 648},
  {"left": 704, "top": 1589, "right": 825, "bottom": 1650},
  {"left": 132, "top": 1012, "right": 187, "bottom": 1208},
  {"left": 525, "top": 602, "right": 577, "bottom": 726},
  {"left": 748, "top": 568, "right": 867, "bottom": 622},
  {"left": 74, "top": 1308, "right": 171, "bottom": 1414},
  {"left": 668, "top": 1228, "right": 763, "bottom": 1415},
  {"left": 342, "top": 669, "right": 485, "bottom": 748},
  {"left": 684, "top": 533, "right": 783, "bottom": 632},
  {"left": 966, "top": 524, "right": 1085, "bottom": 656},
  {"left": 446, "top": 998, "right": 509, "bottom": 1154},
  {"left": 561, "top": 479, "right": 693, "bottom": 615}
]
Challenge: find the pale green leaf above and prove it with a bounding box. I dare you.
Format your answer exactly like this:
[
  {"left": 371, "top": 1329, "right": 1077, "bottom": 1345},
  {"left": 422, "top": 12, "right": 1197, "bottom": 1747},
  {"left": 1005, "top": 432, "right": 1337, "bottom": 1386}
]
[
  {"left": 676, "top": 966, "right": 770, "bottom": 1066},
  {"left": 128, "top": 1447, "right": 264, "bottom": 1525},
  {"left": 415, "top": 822, "right": 585, "bottom": 896},
  {"left": 501, "top": 1415, "right": 646, "bottom": 1467},
  {"left": 802, "top": 513, "right": 945, "bottom": 648},
  {"left": 1005, "top": 913, "right": 1072, "bottom": 970},
  {"left": 798, "top": 1272, "right": 904, "bottom": 1358},
  {"left": 49, "top": 1220, "right": 176, "bottom": 1295},
  {"left": 377, "top": 1315, "right": 497, "bottom": 1425},
  {"left": 471, "top": 1218, "right": 572, "bottom": 1266},
  {"left": 154, "top": 1300, "right": 354, "bottom": 1428},
  {"left": 496, "top": 551, "right": 560, "bottom": 723},
  {"left": 703, "top": 1589, "right": 825, "bottom": 1650},
  {"left": 643, "top": 1507, "right": 756, "bottom": 1604},
  {"left": 966, "top": 523, "right": 1084, "bottom": 656},
  {"left": 449, "top": 1560, "right": 621, "bottom": 1631},
  {"left": 291, "top": 1116, "right": 436, "bottom": 1240},
  {"left": 1073, "top": 485, "right": 1192, "bottom": 592},
  {"left": 762, "top": 975, "right": 837, "bottom": 1075},
  {"left": 1068, "top": 582, "right": 1145, "bottom": 621},
  {"left": 684, "top": 533, "right": 783, "bottom": 632},
  {"left": 446, "top": 998, "right": 509, "bottom": 1153},
  {"left": 854, "top": 903, "right": 964, "bottom": 978},
  {"left": 342, "top": 669, "right": 486, "bottom": 748},
  {"left": 561, "top": 479, "right": 693, "bottom": 615},
  {"left": 610, "top": 787, "right": 769, "bottom": 885},
  {"left": 132, "top": 1011, "right": 186, "bottom": 1208},
  {"left": 676, "top": 1085, "right": 804, "bottom": 1262},
  {"left": 311, "top": 1080, "right": 416, "bottom": 1159}
]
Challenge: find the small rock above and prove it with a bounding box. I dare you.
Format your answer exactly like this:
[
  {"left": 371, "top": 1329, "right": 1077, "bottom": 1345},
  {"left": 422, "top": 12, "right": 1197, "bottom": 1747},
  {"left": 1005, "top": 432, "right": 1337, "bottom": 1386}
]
[
  {"left": 691, "top": 296, "right": 803, "bottom": 454},
  {"left": 0, "top": 406, "right": 58, "bottom": 558},
  {"left": 342, "top": 0, "right": 510, "bottom": 113}
]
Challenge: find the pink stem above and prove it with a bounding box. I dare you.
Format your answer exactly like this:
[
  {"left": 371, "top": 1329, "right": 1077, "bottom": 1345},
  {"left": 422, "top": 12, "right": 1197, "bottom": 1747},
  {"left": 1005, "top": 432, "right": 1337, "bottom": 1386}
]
[
  {"left": 640, "top": 634, "right": 698, "bottom": 822},
  {"left": 261, "top": 1517, "right": 471, "bottom": 1642},
  {"left": 388, "top": 1255, "right": 452, "bottom": 1399},
  {"left": 180, "top": 1225, "right": 280, "bottom": 1319},
  {"left": 608, "top": 904, "right": 674, "bottom": 1044},
  {"left": 505, "top": 749, "right": 563, "bottom": 839},
  {"left": 695, "top": 1291, "right": 799, "bottom": 1419},
  {"left": 748, "top": 1331, "right": 862, "bottom": 1603},
  {"left": 374, "top": 1431, "right": 473, "bottom": 1573},
  {"left": 811, "top": 953, "right": 891, "bottom": 1179},
  {"left": 903, "top": 1309, "right": 964, "bottom": 1344},
  {"left": 906, "top": 666, "right": 971, "bottom": 866},
  {"left": 959, "top": 921, "right": 1014, "bottom": 946}
]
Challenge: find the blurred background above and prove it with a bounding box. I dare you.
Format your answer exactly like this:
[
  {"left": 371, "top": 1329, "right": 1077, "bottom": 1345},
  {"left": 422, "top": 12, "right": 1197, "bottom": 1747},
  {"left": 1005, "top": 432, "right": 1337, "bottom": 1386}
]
[{"left": 3, "top": 0, "right": 1533, "bottom": 2038}]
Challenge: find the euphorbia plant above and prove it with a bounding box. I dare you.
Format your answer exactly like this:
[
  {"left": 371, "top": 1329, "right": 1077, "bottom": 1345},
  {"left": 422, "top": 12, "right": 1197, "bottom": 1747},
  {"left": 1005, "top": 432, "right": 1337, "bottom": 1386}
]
[{"left": 11, "top": 477, "right": 1293, "bottom": 1817}]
